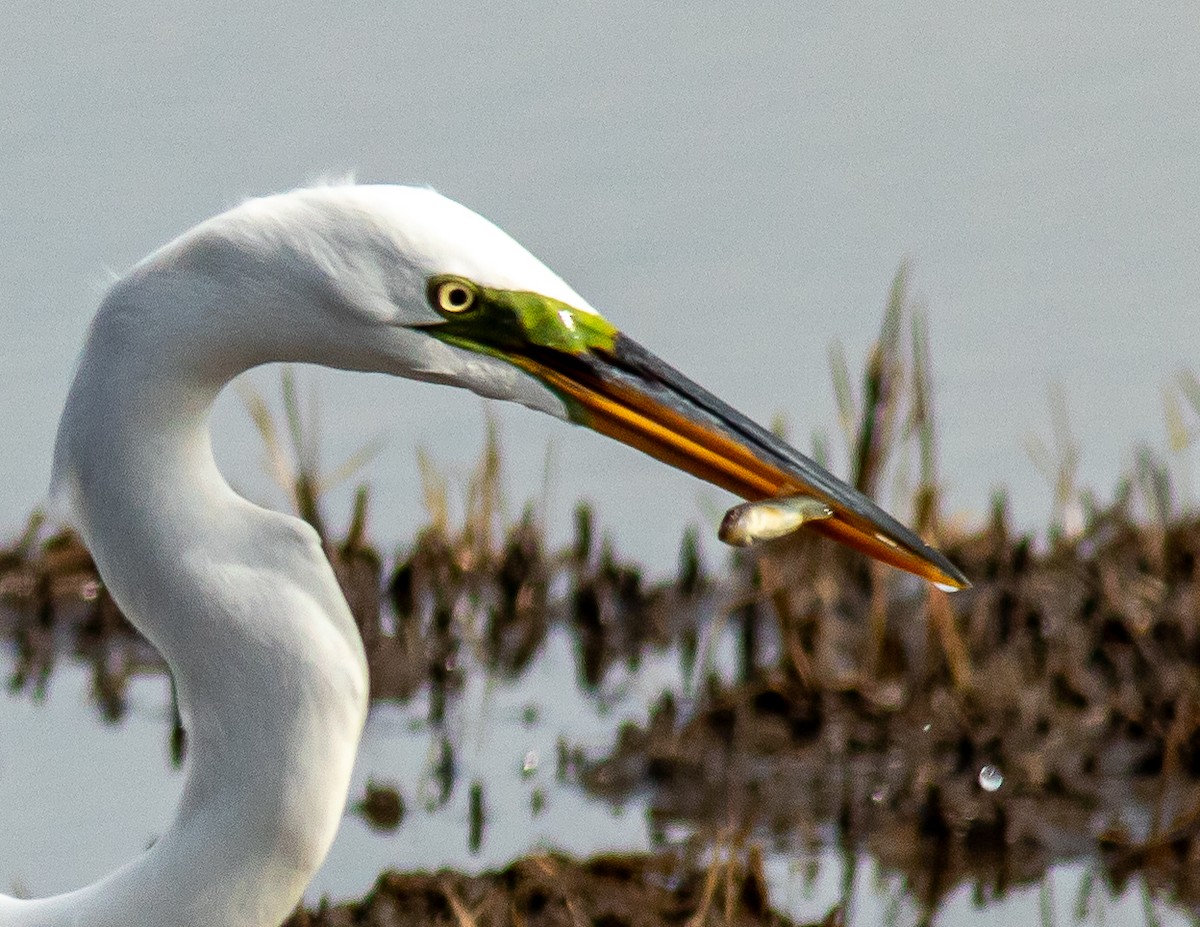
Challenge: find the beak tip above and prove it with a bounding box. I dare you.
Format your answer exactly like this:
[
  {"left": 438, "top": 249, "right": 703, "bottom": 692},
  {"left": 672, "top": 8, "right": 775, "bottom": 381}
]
[{"left": 930, "top": 558, "right": 971, "bottom": 592}]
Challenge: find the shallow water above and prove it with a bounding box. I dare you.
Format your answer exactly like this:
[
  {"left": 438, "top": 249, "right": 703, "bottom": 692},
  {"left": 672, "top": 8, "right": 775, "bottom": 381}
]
[
  {"left": 3, "top": 8, "right": 1200, "bottom": 921},
  {"left": 0, "top": 627, "right": 698, "bottom": 901},
  {"left": 3, "top": 627, "right": 1195, "bottom": 926}
]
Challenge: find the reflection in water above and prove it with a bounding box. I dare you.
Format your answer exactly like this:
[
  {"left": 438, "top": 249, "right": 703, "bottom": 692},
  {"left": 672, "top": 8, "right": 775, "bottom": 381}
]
[
  {"left": 2, "top": 632, "right": 1195, "bottom": 926},
  {"left": 5, "top": 457, "right": 1200, "bottom": 923}
]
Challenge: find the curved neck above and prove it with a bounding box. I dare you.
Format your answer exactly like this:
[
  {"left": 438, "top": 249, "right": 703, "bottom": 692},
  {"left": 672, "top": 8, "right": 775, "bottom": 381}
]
[{"left": 4, "top": 289, "right": 370, "bottom": 927}]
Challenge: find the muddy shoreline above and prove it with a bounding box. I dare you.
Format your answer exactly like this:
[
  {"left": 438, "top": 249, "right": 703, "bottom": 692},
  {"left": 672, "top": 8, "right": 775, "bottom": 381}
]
[
  {"left": 5, "top": 499, "right": 1200, "bottom": 921},
  {"left": 283, "top": 851, "right": 823, "bottom": 927}
]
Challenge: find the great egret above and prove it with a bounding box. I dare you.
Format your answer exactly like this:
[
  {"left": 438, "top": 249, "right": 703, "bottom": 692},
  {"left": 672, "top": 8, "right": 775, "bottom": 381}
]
[{"left": 1, "top": 184, "right": 965, "bottom": 927}]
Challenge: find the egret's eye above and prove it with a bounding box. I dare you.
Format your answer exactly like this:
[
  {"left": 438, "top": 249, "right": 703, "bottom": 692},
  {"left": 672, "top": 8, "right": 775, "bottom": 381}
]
[{"left": 435, "top": 280, "right": 476, "bottom": 314}]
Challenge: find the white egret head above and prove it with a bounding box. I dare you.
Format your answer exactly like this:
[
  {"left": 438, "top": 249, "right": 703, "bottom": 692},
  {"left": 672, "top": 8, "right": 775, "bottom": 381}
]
[{"left": 70, "top": 183, "right": 968, "bottom": 589}]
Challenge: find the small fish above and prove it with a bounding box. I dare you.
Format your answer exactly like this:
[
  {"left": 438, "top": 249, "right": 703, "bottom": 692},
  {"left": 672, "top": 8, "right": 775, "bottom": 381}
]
[{"left": 718, "top": 494, "right": 833, "bottom": 547}]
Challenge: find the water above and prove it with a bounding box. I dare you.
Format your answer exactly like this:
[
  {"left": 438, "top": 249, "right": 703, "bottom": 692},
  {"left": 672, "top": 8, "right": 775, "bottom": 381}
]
[
  {"left": 3, "top": 5, "right": 1200, "bottom": 923},
  {"left": 0, "top": 628, "right": 657, "bottom": 899},
  {"left": 3, "top": 632, "right": 1195, "bottom": 926},
  {"left": 2, "top": 1, "right": 1199, "bottom": 571},
  {"left": 977, "top": 764, "right": 1004, "bottom": 793}
]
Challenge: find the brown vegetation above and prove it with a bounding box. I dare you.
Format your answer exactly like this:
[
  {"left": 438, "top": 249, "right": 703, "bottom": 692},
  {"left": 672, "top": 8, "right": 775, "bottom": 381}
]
[{"left": 4, "top": 267, "right": 1200, "bottom": 923}]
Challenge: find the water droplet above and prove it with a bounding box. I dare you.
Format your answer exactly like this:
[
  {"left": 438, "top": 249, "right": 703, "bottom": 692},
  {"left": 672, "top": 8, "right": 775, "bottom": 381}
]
[
  {"left": 922, "top": 723, "right": 932, "bottom": 733},
  {"left": 871, "top": 787, "right": 886, "bottom": 804},
  {"left": 978, "top": 764, "right": 1004, "bottom": 792},
  {"left": 521, "top": 749, "right": 539, "bottom": 777}
]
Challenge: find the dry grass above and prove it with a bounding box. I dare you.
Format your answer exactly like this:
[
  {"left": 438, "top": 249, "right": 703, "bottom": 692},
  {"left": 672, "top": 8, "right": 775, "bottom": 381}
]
[{"left": 4, "top": 265, "right": 1200, "bottom": 925}]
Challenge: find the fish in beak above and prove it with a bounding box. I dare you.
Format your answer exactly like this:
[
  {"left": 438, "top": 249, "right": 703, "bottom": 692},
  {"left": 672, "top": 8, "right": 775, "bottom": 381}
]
[
  {"left": 422, "top": 275, "right": 969, "bottom": 591},
  {"left": 718, "top": 495, "right": 833, "bottom": 547}
]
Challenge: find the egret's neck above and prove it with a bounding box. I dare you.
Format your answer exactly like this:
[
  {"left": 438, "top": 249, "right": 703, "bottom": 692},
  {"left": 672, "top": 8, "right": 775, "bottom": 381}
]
[{"left": 5, "top": 290, "right": 369, "bottom": 927}]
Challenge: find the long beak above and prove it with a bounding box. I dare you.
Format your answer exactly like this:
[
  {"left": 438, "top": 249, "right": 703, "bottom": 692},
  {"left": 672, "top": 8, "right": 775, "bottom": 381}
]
[{"left": 511, "top": 334, "right": 969, "bottom": 590}]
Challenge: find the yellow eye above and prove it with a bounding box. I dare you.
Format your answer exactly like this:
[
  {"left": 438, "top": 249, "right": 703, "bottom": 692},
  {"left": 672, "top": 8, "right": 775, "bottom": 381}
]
[{"left": 435, "top": 280, "right": 476, "bottom": 313}]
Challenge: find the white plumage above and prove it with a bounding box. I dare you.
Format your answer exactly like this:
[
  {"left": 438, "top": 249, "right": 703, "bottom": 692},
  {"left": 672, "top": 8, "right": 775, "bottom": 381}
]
[
  {"left": 3, "top": 182, "right": 964, "bottom": 927},
  {"left": 6, "top": 185, "right": 589, "bottom": 927}
]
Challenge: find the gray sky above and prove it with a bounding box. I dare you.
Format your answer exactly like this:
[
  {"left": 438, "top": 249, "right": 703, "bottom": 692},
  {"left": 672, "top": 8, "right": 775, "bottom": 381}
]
[{"left": 2, "top": 1, "right": 1198, "bottom": 569}]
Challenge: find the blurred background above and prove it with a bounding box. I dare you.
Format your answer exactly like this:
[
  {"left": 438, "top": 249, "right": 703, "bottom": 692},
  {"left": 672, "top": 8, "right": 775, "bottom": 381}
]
[
  {"left": 2, "top": 0, "right": 1197, "bottom": 569},
  {"left": 3, "top": 4, "right": 1200, "bottom": 925}
]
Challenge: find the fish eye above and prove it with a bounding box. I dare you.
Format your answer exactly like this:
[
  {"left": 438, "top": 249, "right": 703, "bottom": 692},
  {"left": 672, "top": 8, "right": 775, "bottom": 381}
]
[{"left": 434, "top": 279, "right": 476, "bottom": 314}]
